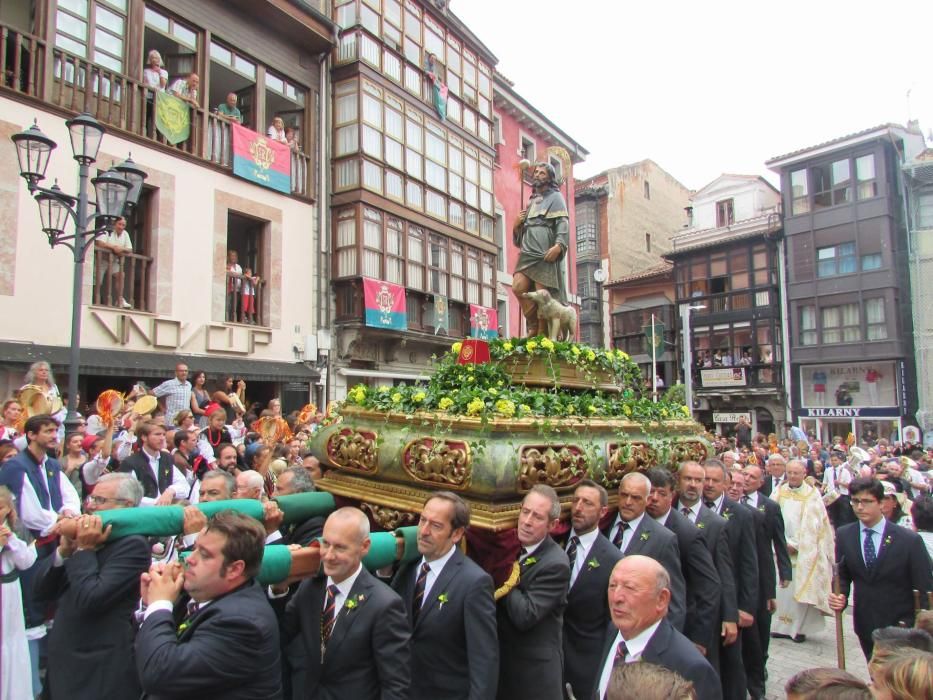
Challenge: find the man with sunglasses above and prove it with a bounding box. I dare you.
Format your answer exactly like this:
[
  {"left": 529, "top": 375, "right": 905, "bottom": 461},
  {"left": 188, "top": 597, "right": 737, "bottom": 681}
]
[{"left": 33, "top": 472, "right": 150, "bottom": 699}]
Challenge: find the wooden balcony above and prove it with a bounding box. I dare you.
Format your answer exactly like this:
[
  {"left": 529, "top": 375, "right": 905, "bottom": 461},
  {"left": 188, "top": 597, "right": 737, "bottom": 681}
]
[
  {"left": 225, "top": 271, "right": 268, "bottom": 327},
  {"left": 1, "top": 23, "right": 314, "bottom": 200},
  {"left": 91, "top": 248, "right": 153, "bottom": 312}
]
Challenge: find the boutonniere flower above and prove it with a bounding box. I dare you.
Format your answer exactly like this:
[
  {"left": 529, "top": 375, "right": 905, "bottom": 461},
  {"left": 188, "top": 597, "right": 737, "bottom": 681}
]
[
  {"left": 722, "top": 510, "right": 733, "bottom": 520},
  {"left": 640, "top": 532, "right": 650, "bottom": 542},
  {"left": 523, "top": 556, "right": 537, "bottom": 567},
  {"left": 176, "top": 620, "right": 191, "bottom": 636},
  {"left": 344, "top": 593, "right": 365, "bottom": 611},
  {"left": 757, "top": 504, "right": 766, "bottom": 512},
  {"left": 587, "top": 558, "right": 600, "bottom": 570},
  {"left": 884, "top": 535, "right": 893, "bottom": 546},
  {"left": 696, "top": 521, "right": 705, "bottom": 529},
  {"left": 437, "top": 592, "right": 449, "bottom": 610}
]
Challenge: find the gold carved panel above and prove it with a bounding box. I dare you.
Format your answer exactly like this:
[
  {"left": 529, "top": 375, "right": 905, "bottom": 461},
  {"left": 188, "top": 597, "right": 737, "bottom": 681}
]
[
  {"left": 326, "top": 428, "right": 379, "bottom": 473},
  {"left": 604, "top": 442, "right": 658, "bottom": 489},
  {"left": 402, "top": 437, "right": 472, "bottom": 489},
  {"left": 518, "top": 445, "right": 586, "bottom": 492}
]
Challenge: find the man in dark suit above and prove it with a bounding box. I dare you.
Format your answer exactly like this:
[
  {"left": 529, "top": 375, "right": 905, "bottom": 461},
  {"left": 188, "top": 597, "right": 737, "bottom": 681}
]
[
  {"left": 645, "top": 467, "right": 721, "bottom": 656},
  {"left": 743, "top": 465, "right": 792, "bottom": 679},
  {"left": 594, "top": 555, "right": 722, "bottom": 700},
  {"left": 604, "top": 472, "right": 686, "bottom": 631},
  {"left": 392, "top": 491, "right": 498, "bottom": 700},
  {"left": 560, "top": 479, "right": 622, "bottom": 700},
  {"left": 34, "top": 473, "right": 151, "bottom": 700},
  {"left": 273, "top": 466, "right": 324, "bottom": 545},
  {"left": 702, "top": 459, "right": 759, "bottom": 700},
  {"left": 135, "top": 509, "right": 283, "bottom": 699},
  {"left": 674, "top": 460, "right": 737, "bottom": 678},
  {"left": 759, "top": 454, "right": 787, "bottom": 498},
  {"left": 118, "top": 421, "right": 189, "bottom": 505},
  {"left": 284, "top": 506, "right": 410, "bottom": 699},
  {"left": 829, "top": 477, "right": 933, "bottom": 659},
  {"left": 497, "top": 484, "right": 570, "bottom": 700},
  {"left": 730, "top": 468, "right": 788, "bottom": 700}
]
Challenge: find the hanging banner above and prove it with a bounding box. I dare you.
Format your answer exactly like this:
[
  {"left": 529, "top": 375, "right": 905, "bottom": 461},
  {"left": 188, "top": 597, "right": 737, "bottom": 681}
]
[
  {"left": 231, "top": 123, "right": 291, "bottom": 194},
  {"left": 431, "top": 295, "right": 449, "bottom": 335},
  {"left": 155, "top": 91, "right": 190, "bottom": 145},
  {"left": 457, "top": 339, "right": 490, "bottom": 365},
  {"left": 362, "top": 277, "right": 406, "bottom": 330},
  {"left": 469, "top": 304, "right": 498, "bottom": 340},
  {"left": 642, "top": 321, "right": 666, "bottom": 361}
]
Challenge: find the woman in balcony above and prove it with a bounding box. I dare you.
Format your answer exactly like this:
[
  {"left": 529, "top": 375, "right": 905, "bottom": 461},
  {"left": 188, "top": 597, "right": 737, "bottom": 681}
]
[
  {"left": 142, "top": 50, "right": 167, "bottom": 92},
  {"left": 266, "top": 116, "right": 288, "bottom": 144}
]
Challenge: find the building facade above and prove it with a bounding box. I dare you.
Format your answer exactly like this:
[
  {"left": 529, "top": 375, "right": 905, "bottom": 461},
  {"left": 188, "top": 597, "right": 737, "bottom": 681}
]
[
  {"left": 0, "top": 0, "right": 332, "bottom": 411},
  {"left": 666, "top": 175, "right": 785, "bottom": 437},
  {"left": 329, "top": 0, "right": 500, "bottom": 395},
  {"left": 575, "top": 160, "right": 691, "bottom": 347},
  {"left": 767, "top": 124, "right": 926, "bottom": 445},
  {"left": 492, "top": 73, "right": 587, "bottom": 339}
]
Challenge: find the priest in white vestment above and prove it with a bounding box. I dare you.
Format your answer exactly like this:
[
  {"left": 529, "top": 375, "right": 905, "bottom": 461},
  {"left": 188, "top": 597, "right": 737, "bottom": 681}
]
[{"left": 772, "top": 459, "right": 835, "bottom": 638}]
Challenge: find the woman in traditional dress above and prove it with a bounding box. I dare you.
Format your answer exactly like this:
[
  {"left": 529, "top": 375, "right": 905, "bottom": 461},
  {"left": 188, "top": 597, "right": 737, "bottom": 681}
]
[{"left": 0, "top": 399, "right": 22, "bottom": 441}]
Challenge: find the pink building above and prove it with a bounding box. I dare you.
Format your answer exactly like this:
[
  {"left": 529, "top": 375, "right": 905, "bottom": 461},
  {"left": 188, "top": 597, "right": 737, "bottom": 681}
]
[{"left": 492, "top": 74, "right": 588, "bottom": 338}]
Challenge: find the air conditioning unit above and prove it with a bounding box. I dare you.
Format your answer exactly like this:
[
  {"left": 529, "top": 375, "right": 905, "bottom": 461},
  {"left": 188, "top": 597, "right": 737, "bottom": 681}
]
[
  {"left": 316, "top": 329, "right": 332, "bottom": 352},
  {"left": 303, "top": 334, "right": 318, "bottom": 362}
]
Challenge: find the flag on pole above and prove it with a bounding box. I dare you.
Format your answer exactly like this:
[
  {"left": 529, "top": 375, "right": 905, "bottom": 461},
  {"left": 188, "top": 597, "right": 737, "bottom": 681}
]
[
  {"left": 362, "top": 277, "right": 406, "bottom": 330},
  {"left": 430, "top": 295, "right": 449, "bottom": 335},
  {"left": 643, "top": 320, "right": 666, "bottom": 361}
]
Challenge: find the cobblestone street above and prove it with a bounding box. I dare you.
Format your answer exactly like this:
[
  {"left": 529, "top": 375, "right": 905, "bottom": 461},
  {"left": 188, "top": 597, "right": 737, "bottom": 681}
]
[{"left": 763, "top": 612, "right": 868, "bottom": 699}]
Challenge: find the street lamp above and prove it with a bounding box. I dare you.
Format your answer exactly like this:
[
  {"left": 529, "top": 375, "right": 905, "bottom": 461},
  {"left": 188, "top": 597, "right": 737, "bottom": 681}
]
[
  {"left": 681, "top": 303, "right": 706, "bottom": 418},
  {"left": 10, "top": 114, "right": 147, "bottom": 433}
]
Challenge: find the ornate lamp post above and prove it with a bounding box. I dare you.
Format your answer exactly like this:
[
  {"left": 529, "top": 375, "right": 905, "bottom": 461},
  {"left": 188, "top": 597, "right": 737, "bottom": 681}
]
[{"left": 11, "top": 113, "right": 147, "bottom": 433}]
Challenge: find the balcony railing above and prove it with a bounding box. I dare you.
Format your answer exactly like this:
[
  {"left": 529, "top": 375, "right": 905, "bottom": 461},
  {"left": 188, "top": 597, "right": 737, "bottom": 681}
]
[
  {"left": 92, "top": 248, "right": 153, "bottom": 312},
  {"left": 225, "top": 271, "right": 267, "bottom": 327},
  {"left": 1, "top": 23, "right": 314, "bottom": 199},
  {"left": 333, "top": 280, "right": 466, "bottom": 336}
]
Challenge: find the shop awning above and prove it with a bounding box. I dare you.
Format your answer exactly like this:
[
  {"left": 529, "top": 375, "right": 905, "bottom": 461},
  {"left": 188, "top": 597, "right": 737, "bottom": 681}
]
[{"left": 0, "top": 343, "right": 320, "bottom": 383}]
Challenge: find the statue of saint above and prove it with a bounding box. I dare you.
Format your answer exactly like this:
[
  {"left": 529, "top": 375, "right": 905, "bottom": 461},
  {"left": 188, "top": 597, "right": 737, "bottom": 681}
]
[{"left": 511, "top": 163, "right": 569, "bottom": 336}]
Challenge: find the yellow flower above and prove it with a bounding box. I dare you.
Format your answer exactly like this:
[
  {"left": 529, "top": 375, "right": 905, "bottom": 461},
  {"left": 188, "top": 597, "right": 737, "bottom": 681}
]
[
  {"left": 466, "top": 365, "right": 474, "bottom": 372},
  {"left": 391, "top": 393, "right": 402, "bottom": 404},
  {"left": 588, "top": 405, "right": 597, "bottom": 413},
  {"left": 495, "top": 399, "right": 516, "bottom": 418},
  {"left": 502, "top": 341, "right": 513, "bottom": 352},
  {"left": 412, "top": 391, "right": 426, "bottom": 403},
  {"left": 540, "top": 338, "right": 555, "bottom": 352},
  {"left": 681, "top": 405, "right": 691, "bottom": 417},
  {"left": 623, "top": 405, "right": 632, "bottom": 416},
  {"left": 452, "top": 341, "right": 462, "bottom": 354},
  {"left": 571, "top": 345, "right": 581, "bottom": 356},
  {"left": 585, "top": 349, "right": 596, "bottom": 362},
  {"left": 566, "top": 404, "right": 575, "bottom": 415},
  {"left": 488, "top": 388, "right": 498, "bottom": 396},
  {"left": 466, "top": 398, "right": 485, "bottom": 416},
  {"left": 519, "top": 404, "right": 532, "bottom": 414},
  {"left": 349, "top": 386, "right": 367, "bottom": 404},
  {"left": 378, "top": 385, "right": 390, "bottom": 393},
  {"left": 438, "top": 397, "right": 454, "bottom": 410},
  {"left": 526, "top": 340, "right": 538, "bottom": 352},
  {"left": 617, "top": 349, "right": 629, "bottom": 360}
]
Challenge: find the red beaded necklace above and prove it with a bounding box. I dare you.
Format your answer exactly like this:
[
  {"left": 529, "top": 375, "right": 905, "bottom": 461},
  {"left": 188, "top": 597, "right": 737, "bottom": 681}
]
[{"left": 207, "top": 427, "right": 223, "bottom": 446}]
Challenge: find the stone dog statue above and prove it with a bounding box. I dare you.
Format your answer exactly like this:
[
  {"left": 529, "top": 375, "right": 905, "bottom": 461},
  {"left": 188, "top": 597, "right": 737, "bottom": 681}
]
[{"left": 522, "top": 289, "right": 576, "bottom": 341}]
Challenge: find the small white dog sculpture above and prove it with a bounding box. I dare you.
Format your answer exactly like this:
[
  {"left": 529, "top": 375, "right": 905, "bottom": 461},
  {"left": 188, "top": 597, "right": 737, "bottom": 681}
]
[{"left": 523, "top": 289, "right": 576, "bottom": 341}]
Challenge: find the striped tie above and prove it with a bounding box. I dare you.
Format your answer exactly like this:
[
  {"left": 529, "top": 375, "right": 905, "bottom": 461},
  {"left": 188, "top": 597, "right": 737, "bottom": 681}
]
[
  {"left": 614, "top": 640, "right": 629, "bottom": 663},
  {"left": 412, "top": 562, "right": 430, "bottom": 622},
  {"left": 612, "top": 521, "right": 627, "bottom": 549},
  {"left": 566, "top": 535, "right": 580, "bottom": 565},
  {"left": 321, "top": 584, "right": 339, "bottom": 645}
]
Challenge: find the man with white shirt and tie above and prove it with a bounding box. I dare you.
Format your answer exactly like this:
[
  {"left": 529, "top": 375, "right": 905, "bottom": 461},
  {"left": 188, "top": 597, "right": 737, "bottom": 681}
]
[
  {"left": 135, "top": 510, "right": 283, "bottom": 699},
  {"left": 284, "top": 506, "right": 410, "bottom": 699},
  {"left": 561, "top": 480, "right": 622, "bottom": 700},
  {"left": 829, "top": 477, "right": 933, "bottom": 659},
  {"left": 823, "top": 449, "right": 856, "bottom": 528},
  {"left": 604, "top": 472, "right": 686, "bottom": 632},
  {"left": 391, "top": 492, "right": 498, "bottom": 700},
  {"left": 117, "top": 421, "right": 189, "bottom": 506},
  {"left": 595, "top": 555, "right": 721, "bottom": 700},
  {"left": 760, "top": 454, "right": 786, "bottom": 497}
]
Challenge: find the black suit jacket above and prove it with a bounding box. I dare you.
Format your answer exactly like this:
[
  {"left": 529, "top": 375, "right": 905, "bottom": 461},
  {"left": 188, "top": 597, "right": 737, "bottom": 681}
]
[
  {"left": 660, "top": 508, "right": 722, "bottom": 649},
  {"left": 748, "top": 494, "right": 792, "bottom": 601},
  {"left": 34, "top": 536, "right": 151, "bottom": 700},
  {"left": 606, "top": 515, "right": 686, "bottom": 631},
  {"left": 715, "top": 497, "right": 759, "bottom": 615},
  {"left": 690, "top": 503, "right": 738, "bottom": 624},
  {"left": 284, "top": 566, "right": 411, "bottom": 700},
  {"left": 561, "top": 532, "right": 623, "bottom": 700},
  {"left": 281, "top": 515, "right": 325, "bottom": 546},
  {"left": 836, "top": 520, "right": 933, "bottom": 640},
  {"left": 392, "top": 548, "right": 499, "bottom": 700},
  {"left": 118, "top": 450, "right": 175, "bottom": 499},
  {"left": 593, "top": 619, "right": 723, "bottom": 700},
  {"left": 496, "top": 536, "right": 570, "bottom": 700},
  {"left": 135, "top": 580, "right": 283, "bottom": 700}
]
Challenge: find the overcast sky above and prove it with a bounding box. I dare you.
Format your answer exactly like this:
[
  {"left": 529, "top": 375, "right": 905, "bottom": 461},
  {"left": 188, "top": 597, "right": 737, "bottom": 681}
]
[{"left": 453, "top": 0, "right": 932, "bottom": 191}]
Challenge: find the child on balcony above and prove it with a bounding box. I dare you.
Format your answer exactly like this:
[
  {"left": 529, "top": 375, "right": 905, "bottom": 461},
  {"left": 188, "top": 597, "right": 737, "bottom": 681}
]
[{"left": 241, "top": 266, "right": 260, "bottom": 324}]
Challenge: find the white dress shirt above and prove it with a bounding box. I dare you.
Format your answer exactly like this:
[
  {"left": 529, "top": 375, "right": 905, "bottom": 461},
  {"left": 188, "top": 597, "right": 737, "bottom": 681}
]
[
  {"left": 566, "top": 527, "right": 600, "bottom": 588},
  {"left": 135, "top": 447, "right": 190, "bottom": 507},
  {"left": 860, "top": 518, "right": 886, "bottom": 567},
  {"left": 708, "top": 493, "right": 725, "bottom": 515},
  {"left": 609, "top": 512, "right": 645, "bottom": 553},
  {"left": 520, "top": 539, "right": 545, "bottom": 560},
  {"left": 596, "top": 619, "right": 663, "bottom": 698},
  {"left": 326, "top": 563, "right": 364, "bottom": 634},
  {"left": 679, "top": 500, "right": 701, "bottom": 524},
  {"left": 17, "top": 453, "right": 81, "bottom": 536},
  {"left": 744, "top": 490, "right": 760, "bottom": 509},
  {"left": 417, "top": 544, "right": 457, "bottom": 605}
]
